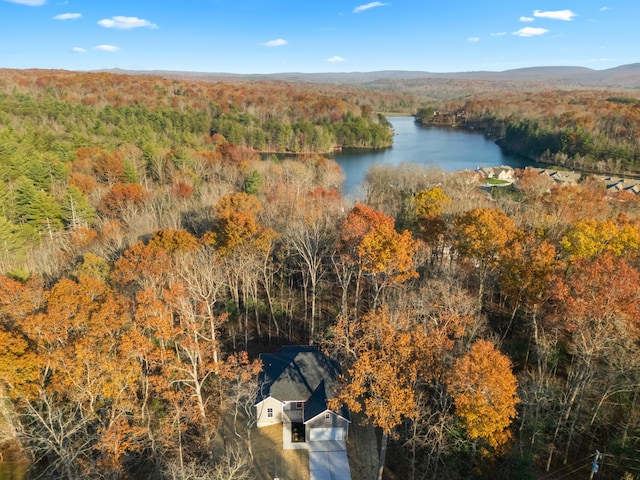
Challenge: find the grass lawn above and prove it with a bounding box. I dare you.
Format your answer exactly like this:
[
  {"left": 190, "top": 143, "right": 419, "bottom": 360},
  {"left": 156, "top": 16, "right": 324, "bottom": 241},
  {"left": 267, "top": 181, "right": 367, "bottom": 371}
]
[{"left": 486, "top": 177, "right": 511, "bottom": 185}]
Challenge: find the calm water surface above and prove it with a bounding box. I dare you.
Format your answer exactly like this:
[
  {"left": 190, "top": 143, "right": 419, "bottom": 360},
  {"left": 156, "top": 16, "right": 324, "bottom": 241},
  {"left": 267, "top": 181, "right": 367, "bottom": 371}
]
[{"left": 328, "top": 116, "right": 532, "bottom": 194}]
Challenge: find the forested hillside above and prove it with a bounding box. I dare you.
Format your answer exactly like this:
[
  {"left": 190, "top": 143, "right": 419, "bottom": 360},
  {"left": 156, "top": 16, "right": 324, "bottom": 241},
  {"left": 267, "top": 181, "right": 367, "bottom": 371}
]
[
  {"left": 0, "top": 69, "right": 407, "bottom": 270},
  {"left": 416, "top": 89, "right": 640, "bottom": 176},
  {"left": 1, "top": 70, "right": 640, "bottom": 479}
]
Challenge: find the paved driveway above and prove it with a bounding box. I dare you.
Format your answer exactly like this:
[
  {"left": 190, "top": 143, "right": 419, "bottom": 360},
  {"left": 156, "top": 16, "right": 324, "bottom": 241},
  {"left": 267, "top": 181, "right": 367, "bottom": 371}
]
[{"left": 308, "top": 442, "right": 351, "bottom": 480}]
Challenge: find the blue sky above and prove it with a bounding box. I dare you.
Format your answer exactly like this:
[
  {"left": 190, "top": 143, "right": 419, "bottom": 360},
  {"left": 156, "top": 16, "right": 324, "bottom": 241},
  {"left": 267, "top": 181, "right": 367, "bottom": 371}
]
[{"left": 0, "top": 0, "right": 638, "bottom": 73}]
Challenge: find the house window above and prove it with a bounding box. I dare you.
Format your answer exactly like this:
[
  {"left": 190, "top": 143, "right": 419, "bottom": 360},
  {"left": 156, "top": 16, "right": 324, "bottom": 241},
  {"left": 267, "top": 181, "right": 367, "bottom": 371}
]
[
  {"left": 267, "top": 408, "right": 273, "bottom": 418},
  {"left": 295, "top": 402, "right": 303, "bottom": 410},
  {"left": 325, "top": 413, "right": 330, "bottom": 419}
]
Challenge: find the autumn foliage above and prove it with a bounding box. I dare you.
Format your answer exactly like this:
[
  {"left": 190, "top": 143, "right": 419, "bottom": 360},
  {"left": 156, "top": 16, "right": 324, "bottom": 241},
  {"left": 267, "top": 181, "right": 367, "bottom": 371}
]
[
  {"left": 448, "top": 339, "right": 519, "bottom": 451},
  {"left": 2, "top": 68, "right": 640, "bottom": 479}
]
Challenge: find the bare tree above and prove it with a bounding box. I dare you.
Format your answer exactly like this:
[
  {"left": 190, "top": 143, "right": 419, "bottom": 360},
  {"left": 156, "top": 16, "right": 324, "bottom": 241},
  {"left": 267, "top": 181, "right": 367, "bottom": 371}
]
[
  {"left": 162, "top": 442, "right": 255, "bottom": 480},
  {"left": 18, "top": 394, "right": 94, "bottom": 480},
  {"left": 176, "top": 247, "right": 227, "bottom": 363},
  {"left": 283, "top": 205, "right": 337, "bottom": 339}
]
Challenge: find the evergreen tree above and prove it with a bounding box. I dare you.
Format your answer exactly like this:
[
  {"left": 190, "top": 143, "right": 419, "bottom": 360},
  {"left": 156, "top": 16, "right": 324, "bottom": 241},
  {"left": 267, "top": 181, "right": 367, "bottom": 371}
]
[
  {"left": 14, "top": 177, "right": 63, "bottom": 234},
  {"left": 62, "top": 186, "right": 97, "bottom": 229},
  {"left": 24, "top": 155, "right": 53, "bottom": 190},
  {"left": 28, "top": 190, "right": 63, "bottom": 233},
  {"left": 243, "top": 170, "right": 263, "bottom": 195},
  {"left": 13, "top": 177, "right": 38, "bottom": 222},
  {"left": 0, "top": 216, "right": 24, "bottom": 254}
]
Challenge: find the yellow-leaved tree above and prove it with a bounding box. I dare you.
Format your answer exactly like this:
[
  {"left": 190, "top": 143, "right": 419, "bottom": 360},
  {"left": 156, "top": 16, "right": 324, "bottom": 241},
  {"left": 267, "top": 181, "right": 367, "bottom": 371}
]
[
  {"left": 412, "top": 186, "right": 450, "bottom": 263},
  {"left": 560, "top": 217, "right": 640, "bottom": 261}
]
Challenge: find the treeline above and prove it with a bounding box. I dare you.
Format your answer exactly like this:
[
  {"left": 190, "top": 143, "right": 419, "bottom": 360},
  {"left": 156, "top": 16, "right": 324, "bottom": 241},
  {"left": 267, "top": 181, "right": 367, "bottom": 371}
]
[
  {"left": 415, "top": 89, "right": 640, "bottom": 175},
  {"left": 211, "top": 109, "right": 393, "bottom": 152},
  {"left": 0, "top": 70, "right": 397, "bottom": 266}
]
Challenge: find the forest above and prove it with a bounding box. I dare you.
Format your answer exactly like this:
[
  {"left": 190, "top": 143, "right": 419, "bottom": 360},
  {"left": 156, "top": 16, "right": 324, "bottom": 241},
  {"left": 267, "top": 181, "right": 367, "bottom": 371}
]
[
  {"left": 0, "top": 69, "right": 640, "bottom": 480},
  {"left": 415, "top": 88, "right": 640, "bottom": 176}
]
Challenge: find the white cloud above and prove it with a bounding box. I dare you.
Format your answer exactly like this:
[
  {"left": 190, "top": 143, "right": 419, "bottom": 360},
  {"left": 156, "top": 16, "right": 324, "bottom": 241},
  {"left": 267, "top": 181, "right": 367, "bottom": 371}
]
[
  {"left": 98, "top": 16, "right": 158, "bottom": 29},
  {"left": 72, "top": 47, "right": 86, "bottom": 53},
  {"left": 94, "top": 44, "right": 120, "bottom": 52},
  {"left": 327, "top": 56, "right": 346, "bottom": 63},
  {"left": 353, "top": 2, "right": 388, "bottom": 13},
  {"left": 513, "top": 27, "right": 549, "bottom": 37},
  {"left": 533, "top": 9, "right": 577, "bottom": 21},
  {"left": 53, "top": 12, "right": 81, "bottom": 20},
  {"left": 4, "top": 0, "right": 46, "bottom": 5},
  {"left": 467, "top": 37, "right": 480, "bottom": 42},
  {"left": 260, "top": 38, "right": 287, "bottom": 47},
  {"left": 490, "top": 32, "right": 506, "bottom": 36},
  {"left": 519, "top": 16, "right": 534, "bottom": 22},
  {"left": 600, "top": 6, "right": 611, "bottom": 11}
]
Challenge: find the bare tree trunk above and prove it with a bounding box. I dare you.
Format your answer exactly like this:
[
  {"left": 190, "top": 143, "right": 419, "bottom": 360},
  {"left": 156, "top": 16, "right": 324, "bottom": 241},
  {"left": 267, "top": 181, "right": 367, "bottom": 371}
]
[
  {"left": 260, "top": 259, "right": 279, "bottom": 340},
  {"left": 622, "top": 385, "right": 639, "bottom": 447},
  {"left": 176, "top": 408, "right": 185, "bottom": 479},
  {"left": 353, "top": 265, "right": 363, "bottom": 322},
  {"left": 332, "top": 253, "right": 353, "bottom": 317},
  {"left": 377, "top": 430, "right": 389, "bottom": 480},
  {"left": 310, "top": 276, "right": 317, "bottom": 341}
]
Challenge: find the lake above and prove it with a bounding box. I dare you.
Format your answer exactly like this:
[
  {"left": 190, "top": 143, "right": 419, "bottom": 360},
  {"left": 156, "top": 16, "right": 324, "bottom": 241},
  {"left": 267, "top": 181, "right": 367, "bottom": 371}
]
[{"left": 327, "top": 116, "right": 532, "bottom": 194}]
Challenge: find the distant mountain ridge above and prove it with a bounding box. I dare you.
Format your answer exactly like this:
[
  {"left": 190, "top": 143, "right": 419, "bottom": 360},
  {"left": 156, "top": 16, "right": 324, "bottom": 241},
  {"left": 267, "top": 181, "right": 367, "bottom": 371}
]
[{"left": 99, "top": 63, "right": 640, "bottom": 88}]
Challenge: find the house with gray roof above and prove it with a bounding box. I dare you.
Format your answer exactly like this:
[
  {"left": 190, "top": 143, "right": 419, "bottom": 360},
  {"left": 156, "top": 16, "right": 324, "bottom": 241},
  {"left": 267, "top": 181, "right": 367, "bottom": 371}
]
[
  {"left": 528, "top": 167, "right": 581, "bottom": 185},
  {"left": 255, "top": 345, "right": 350, "bottom": 447}
]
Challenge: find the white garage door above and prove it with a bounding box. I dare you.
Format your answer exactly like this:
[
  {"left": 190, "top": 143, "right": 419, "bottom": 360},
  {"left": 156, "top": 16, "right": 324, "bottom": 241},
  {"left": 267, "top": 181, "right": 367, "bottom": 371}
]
[{"left": 309, "top": 427, "right": 345, "bottom": 441}]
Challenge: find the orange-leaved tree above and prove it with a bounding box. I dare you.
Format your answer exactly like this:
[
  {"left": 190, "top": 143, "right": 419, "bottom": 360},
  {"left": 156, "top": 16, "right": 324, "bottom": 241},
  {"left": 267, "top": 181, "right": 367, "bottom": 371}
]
[
  {"left": 0, "top": 275, "right": 42, "bottom": 399},
  {"left": 331, "top": 307, "right": 426, "bottom": 480},
  {"left": 15, "top": 275, "right": 142, "bottom": 478},
  {"left": 452, "top": 207, "right": 519, "bottom": 301},
  {"left": 337, "top": 203, "right": 418, "bottom": 315},
  {"left": 447, "top": 339, "right": 519, "bottom": 453},
  {"left": 209, "top": 192, "right": 273, "bottom": 255},
  {"left": 335, "top": 203, "right": 394, "bottom": 317},
  {"left": 207, "top": 192, "right": 276, "bottom": 346},
  {"left": 497, "top": 231, "right": 561, "bottom": 338},
  {"left": 357, "top": 220, "right": 419, "bottom": 308},
  {"left": 544, "top": 252, "right": 640, "bottom": 464}
]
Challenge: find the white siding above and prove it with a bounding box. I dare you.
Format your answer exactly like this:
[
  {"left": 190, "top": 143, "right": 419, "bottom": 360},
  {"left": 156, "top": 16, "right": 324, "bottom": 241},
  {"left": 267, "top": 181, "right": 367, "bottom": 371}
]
[
  {"left": 307, "top": 411, "right": 349, "bottom": 441},
  {"left": 309, "top": 427, "right": 345, "bottom": 441},
  {"left": 255, "top": 396, "right": 284, "bottom": 427}
]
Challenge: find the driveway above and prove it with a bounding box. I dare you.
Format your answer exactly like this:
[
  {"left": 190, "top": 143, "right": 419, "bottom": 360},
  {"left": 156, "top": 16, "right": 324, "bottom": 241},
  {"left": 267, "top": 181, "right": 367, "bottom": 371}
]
[{"left": 308, "top": 442, "right": 351, "bottom": 480}]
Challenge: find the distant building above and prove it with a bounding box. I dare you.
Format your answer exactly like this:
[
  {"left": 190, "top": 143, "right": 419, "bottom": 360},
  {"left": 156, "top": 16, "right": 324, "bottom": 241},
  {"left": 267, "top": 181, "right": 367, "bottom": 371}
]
[
  {"left": 525, "top": 168, "right": 640, "bottom": 194},
  {"left": 596, "top": 175, "right": 640, "bottom": 195},
  {"left": 527, "top": 167, "right": 580, "bottom": 185},
  {"left": 477, "top": 165, "right": 515, "bottom": 181}
]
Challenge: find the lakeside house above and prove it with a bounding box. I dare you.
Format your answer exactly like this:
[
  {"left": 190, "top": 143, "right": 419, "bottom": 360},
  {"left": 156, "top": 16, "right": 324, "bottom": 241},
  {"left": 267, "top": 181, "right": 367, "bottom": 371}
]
[
  {"left": 527, "top": 167, "right": 581, "bottom": 186},
  {"left": 477, "top": 165, "right": 515, "bottom": 181},
  {"left": 525, "top": 167, "right": 640, "bottom": 194}
]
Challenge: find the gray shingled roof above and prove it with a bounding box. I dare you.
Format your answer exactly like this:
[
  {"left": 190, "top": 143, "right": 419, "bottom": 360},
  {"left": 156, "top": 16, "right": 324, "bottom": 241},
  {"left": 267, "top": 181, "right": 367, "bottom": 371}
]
[{"left": 256, "top": 346, "right": 350, "bottom": 422}]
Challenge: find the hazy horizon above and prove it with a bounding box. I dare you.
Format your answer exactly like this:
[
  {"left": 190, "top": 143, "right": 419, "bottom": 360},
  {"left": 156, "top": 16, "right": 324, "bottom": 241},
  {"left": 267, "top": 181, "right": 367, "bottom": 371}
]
[{"left": 1, "top": 1, "right": 638, "bottom": 74}]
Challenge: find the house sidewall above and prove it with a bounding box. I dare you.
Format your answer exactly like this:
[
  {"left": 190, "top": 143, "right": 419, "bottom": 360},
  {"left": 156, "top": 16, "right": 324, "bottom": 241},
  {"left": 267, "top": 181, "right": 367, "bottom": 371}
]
[{"left": 256, "top": 396, "right": 284, "bottom": 427}]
